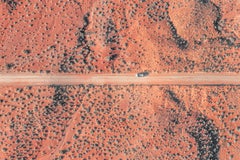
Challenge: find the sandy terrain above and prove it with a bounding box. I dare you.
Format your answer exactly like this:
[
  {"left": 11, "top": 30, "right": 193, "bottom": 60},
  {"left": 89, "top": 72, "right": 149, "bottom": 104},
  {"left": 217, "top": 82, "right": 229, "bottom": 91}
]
[
  {"left": 0, "top": 0, "right": 240, "bottom": 160},
  {"left": 1, "top": 0, "right": 240, "bottom": 73},
  {"left": 0, "top": 85, "right": 240, "bottom": 159}
]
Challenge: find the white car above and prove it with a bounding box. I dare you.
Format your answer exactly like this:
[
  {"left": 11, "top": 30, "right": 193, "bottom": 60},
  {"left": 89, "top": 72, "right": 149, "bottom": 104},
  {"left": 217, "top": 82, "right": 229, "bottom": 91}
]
[{"left": 136, "top": 71, "right": 149, "bottom": 77}]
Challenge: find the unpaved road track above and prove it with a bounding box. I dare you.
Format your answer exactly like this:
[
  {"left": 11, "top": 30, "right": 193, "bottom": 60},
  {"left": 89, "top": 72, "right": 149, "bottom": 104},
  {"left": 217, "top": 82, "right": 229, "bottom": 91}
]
[{"left": 0, "top": 73, "right": 240, "bottom": 86}]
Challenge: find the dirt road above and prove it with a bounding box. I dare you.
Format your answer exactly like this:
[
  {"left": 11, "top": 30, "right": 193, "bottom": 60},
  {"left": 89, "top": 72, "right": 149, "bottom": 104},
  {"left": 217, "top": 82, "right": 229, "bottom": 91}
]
[{"left": 0, "top": 73, "right": 240, "bottom": 86}]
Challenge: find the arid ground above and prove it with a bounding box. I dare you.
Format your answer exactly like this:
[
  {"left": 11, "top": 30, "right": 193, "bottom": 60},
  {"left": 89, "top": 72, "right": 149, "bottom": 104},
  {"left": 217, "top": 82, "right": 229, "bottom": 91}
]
[{"left": 1, "top": 0, "right": 240, "bottom": 159}]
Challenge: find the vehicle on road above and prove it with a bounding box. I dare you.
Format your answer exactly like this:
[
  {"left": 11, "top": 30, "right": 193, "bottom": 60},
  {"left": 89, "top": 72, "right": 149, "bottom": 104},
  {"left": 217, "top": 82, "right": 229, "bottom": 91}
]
[{"left": 136, "top": 71, "right": 149, "bottom": 77}]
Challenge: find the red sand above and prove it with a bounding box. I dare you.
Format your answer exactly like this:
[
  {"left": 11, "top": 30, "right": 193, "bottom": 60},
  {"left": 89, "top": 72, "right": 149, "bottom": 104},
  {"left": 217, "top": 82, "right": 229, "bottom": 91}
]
[
  {"left": 1, "top": 0, "right": 240, "bottom": 160},
  {"left": 1, "top": 0, "right": 240, "bottom": 73},
  {"left": 0, "top": 85, "right": 239, "bottom": 159}
]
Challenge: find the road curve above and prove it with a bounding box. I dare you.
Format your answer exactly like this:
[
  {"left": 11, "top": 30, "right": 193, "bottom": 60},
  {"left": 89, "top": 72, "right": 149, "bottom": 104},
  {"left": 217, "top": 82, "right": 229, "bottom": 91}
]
[{"left": 0, "top": 73, "right": 240, "bottom": 86}]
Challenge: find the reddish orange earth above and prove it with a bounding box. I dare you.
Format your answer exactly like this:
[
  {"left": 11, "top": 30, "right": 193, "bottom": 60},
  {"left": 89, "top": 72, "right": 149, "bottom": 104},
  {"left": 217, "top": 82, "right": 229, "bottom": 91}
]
[
  {"left": 1, "top": 0, "right": 240, "bottom": 74},
  {"left": 1, "top": 0, "right": 240, "bottom": 160},
  {"left": 0, "top": 85, "right": 240, "bottom": 159}
]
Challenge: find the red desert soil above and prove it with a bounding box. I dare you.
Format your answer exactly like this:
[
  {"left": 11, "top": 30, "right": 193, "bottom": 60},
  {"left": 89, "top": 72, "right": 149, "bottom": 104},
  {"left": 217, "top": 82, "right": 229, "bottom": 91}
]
[
  {"left": 0, "top": 0, "right": 240, "bottom": 73},
  {"left": 0, "top": 85, "right": 240, "bottom": 159},
  {"left": 0, "top": 0, "right": 240, "bottom": 160}
]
